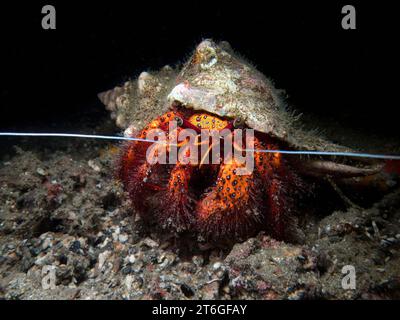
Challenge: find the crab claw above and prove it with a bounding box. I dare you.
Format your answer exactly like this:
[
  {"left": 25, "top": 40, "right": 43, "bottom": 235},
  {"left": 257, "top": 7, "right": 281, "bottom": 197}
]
[
  {"left": 154, "top": 164, "right": 196, "bottom": 232},
  {"left": 196, "top": 160, "right": 265, "bottom": 241},
  {"left": 116, "top": 110, "right": 184, "bottom": 215}
]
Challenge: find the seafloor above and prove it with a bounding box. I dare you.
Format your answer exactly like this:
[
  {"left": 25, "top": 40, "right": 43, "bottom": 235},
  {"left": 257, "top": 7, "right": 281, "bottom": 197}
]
[{"left": 0, "top": 111, "right": 399, "bottom": 300}]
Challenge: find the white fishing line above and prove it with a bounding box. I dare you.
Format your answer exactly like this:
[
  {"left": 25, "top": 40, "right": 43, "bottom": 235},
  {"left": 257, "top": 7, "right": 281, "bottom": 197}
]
[
  {"left": 246, "top": 149, "right": 400, "bottom": 160},
  {"left": 1, "top": 132, "right": 400, "bottom": 160},
  {"left": 0, "top": 132, "right": 158, "bottom": 143}
]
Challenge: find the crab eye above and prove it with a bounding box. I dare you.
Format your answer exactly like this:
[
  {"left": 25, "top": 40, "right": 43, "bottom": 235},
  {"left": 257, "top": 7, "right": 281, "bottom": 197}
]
[
  {"left": 233, "top": 118, "right": 245, "bottom": 128},
  {"left": 175, "top": 116, "right": 184, "bottom": 127}
]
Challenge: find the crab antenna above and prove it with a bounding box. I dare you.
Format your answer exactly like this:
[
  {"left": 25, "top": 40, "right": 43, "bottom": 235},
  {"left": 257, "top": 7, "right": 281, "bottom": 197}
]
[{"left": 0, "top": 132, "right": 400, "bottom": 160}]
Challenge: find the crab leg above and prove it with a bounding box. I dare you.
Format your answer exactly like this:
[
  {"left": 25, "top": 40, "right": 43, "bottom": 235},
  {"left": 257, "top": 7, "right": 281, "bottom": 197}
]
[
  {"left": 196, "top": 159, "right": 264, "bottom": 240},
  {"left": 118, "top": 111, "right": 179, "bottom": 183},
  {"left": 252, "top": 138, "right": 304, "bottom": 240},
  {"left": 294, "top": 160, "right": 384, "bottom": 178},
  {"left": 156, "top": 164, "right": 195, "bottom": 232},
  {"left": 117, "top": 111, "right": 185, "bottom": 208}
]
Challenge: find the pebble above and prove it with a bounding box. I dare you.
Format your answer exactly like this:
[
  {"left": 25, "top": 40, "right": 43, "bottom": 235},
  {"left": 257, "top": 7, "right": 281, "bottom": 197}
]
[
  {"left": 69, "top": 240, "right": 81, "bottom": 253},
  {"left": 125, "top": 275, "right": 134, "bottom": 290},
  {"left": 98, "top": 251, "right": 111, "bottom": 270},
  {"left": 113, "top": 257, "right": 122, "bottom": 272},
  {"left": 202, "top": 281, "right": 220, "bottom": 300},
  {"left": 36, "top": 168, "right": 46, "bottom": 176},
  {"left": 88, "top": 160, "right": 101, "bottom": 172},
  {"left": 118, "top": 234, "right": 129, "bottom": 243},
  {"left": 157, "top": 253, "right": 166, "bottom": 264},
  {"left": 121, "top": 266, "right": 132, "bottom": 275},
  {"left": 372, "top": 221, "right": 380, "bottom": 237},
  {"left": 222, "top": 284, "right": 230, "bottom": 294},
  {"left": 42, "top": 238, "right": 52, "bottom": 250},
  {"left": 142, "top": 238, "right": 158, "bottom": 248},
  {"left": 132, "top": 261, "right": 144, "bottom": 273},
  {"left": 34, "top": 254, "right": 51, "bottom": 266},
  {"left": 192, "top": 255, "right": 204, "bottom": 267},
  {"left": 112, "top": 230, "right": 120, "bottom": 241},
  {"left": 386, "top": 237, "right": 397, "bottom": 243},
  {"left": 180, "top": 283, "right": 195, "bottom": 298},
  {"left": 380, "top": 237, "right": 398, "bottom": 247},
  {"left": 68, "top": 212, "right": 77, "bottom": 220},
  {"left": 99, "top": 237, "right": 109, "bottom": 249},
  {"left": 128, "top": 255, "right": 136, "bottom": 264},
  {"left": 213, "top": 262, "right": 222, "bottom": 270}
]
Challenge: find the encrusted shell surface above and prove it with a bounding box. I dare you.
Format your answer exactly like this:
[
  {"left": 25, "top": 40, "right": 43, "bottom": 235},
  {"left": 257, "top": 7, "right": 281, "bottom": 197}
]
[{"left": 99, "top": 39, "right": 351, "bottom": 152}]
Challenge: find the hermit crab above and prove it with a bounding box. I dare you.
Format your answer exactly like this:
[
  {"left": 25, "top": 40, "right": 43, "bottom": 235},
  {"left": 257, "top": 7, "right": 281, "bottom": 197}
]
[{"left": 98, "top": 40, "right": 385, "bottom": 242}]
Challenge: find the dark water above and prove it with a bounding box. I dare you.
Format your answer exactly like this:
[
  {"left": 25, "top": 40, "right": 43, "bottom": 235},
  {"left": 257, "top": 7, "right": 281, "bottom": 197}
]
[{"left": 0, "top": 2, "right": 399, "bottom": 133}]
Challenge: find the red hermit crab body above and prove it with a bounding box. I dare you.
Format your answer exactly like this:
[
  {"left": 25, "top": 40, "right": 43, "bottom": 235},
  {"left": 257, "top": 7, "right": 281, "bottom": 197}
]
[
  {"left": 99, "top": 40, "right": 384, "bottom": 243},
  {"left": 118, "top": 107, "right": 302, "bottom": 241}
]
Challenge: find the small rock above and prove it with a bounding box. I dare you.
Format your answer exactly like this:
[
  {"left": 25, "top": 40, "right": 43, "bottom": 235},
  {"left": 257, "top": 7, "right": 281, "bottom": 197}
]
[
  {"left": 69, "top": 240, "right": 81, "bottom": 253},
  {"left": 42, "top": 238, "right": 52, "bottom": 250},
  {"left": 202, "top": 281, "right": 220, "bottom": 300},
  {"left": 380, "top": 237, "right": 398, "bottom": 248},
  {"left": 113, "top": 257, "right": 122, "bottom": 272},
  {"left": 35, "top": 254, "right": 51, "bottom": 266},
  {"left": 88, "top": 160, "right": 101, "bottom": 172},
  {"left": 222, "top": 285, "right": 230, "bottom": 294},
  {"left": 213, "top": 262, "right": 222, "bottom": 270},
  {"left": 192, "top": 255, "right": 204, "bottom": 267},
  {"left": 180, "top": 283, "right": 195, "bottom": 298},
  {"left": 125, "top": 275, "right": 134, "bottom": 291},
  {"left": 68, "top": 211, "right": 77, "bottom": 220},
  {"left": 36, "top": 168, "right": 46, "bottom": 176},
  {"left": 21, "top": 256, "right": 33, "bottom": 272},
  {"left": 128, "top": 255, "right": 136, "bottom": 264},
  {"left": 118, "top": 234, "right": 129, "bottom": 243},
  {"left": 132, "top": 261, "right": 144, "bottom": 273},
  {"left": 142, "top": 238, "right": 158, "bottom": 248},
  {"left": 98, "top": 251, "right": 111, "bottom": 270},
  {"left": 121, "top": 265, "right": 132, "bottom": 275}
]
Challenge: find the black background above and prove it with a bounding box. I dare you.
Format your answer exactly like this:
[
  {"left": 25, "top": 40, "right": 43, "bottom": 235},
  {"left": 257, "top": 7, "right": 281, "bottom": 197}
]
[
  {"left": 1, "top": 299, "right": 395, "bottom": 318},
  {"left": 0, "top": 1, "right": 398, "bottom": 135}
]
